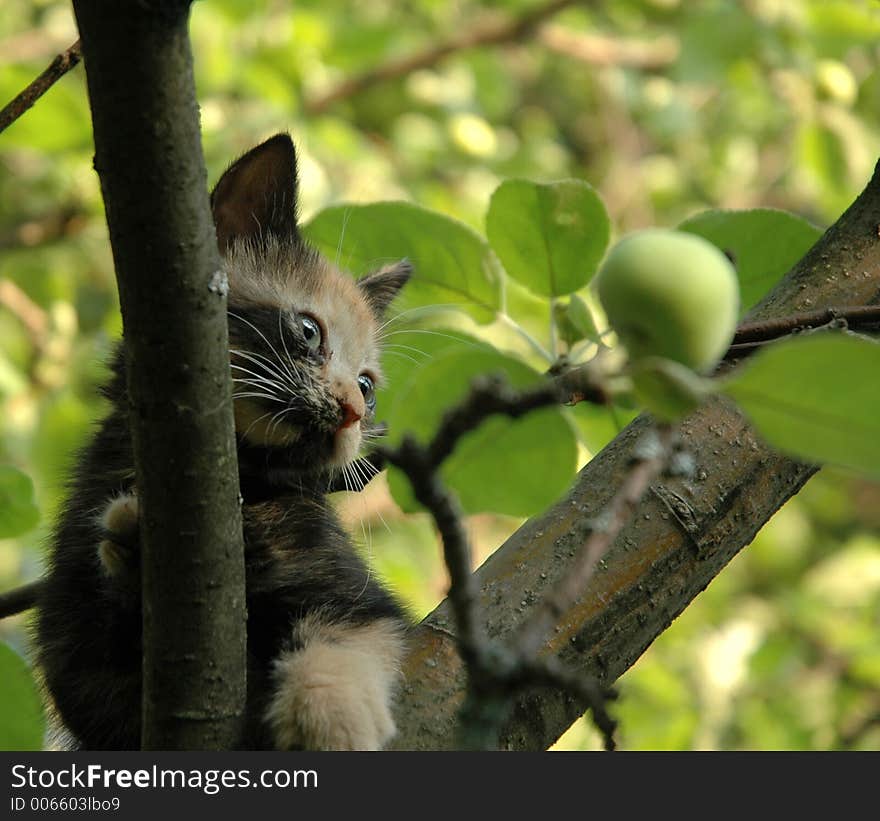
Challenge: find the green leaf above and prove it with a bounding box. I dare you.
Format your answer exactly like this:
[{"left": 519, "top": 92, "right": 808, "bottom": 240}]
[
  {"left": 387, "top": 347, "right": 577, "bottom": 517},
  {"left": 723, "top": 333, "right": 880, "bottom": 477},
  {"left": 554, "top": 294, "right": 600, "bottom": 347},
  {"left": 679, "top": 209, "right": 821, "bottom": 314},
  {"left": 486, "top": 179, "right": 610, "bottom": 298},
  {"left": 303, "top": 202, "right": 503, "bottom": 323},
  {"left": 0, "top": 642, "right": 44, "bottom": 751},
  {"left": 0, "top": 466, "right": 40, "bottom": 538},
  {"left": 377, "top": 327, "right": 484, "bottom": 411},
  {"left": 568, "top": 402, "right": 638, "bottom": 458}
]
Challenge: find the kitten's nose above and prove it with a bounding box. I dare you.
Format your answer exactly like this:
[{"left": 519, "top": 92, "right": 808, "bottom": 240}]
[{"left": 338, "top": 399, "right": 363, "bottom": 430}]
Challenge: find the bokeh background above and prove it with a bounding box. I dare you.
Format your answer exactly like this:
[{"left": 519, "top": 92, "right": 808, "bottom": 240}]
[{"left": 1, "top": 0, "right": 879, "bottom": 750}]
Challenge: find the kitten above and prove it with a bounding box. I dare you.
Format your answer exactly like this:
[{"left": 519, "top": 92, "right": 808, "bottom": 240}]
[{"left": 34, "top": 134, "right": 412, "bottom": 750}]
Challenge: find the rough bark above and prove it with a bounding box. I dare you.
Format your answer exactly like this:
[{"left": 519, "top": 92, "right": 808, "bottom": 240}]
[
  {"left": 391, "top": 159, "right": 880, "bottom": 750},
  {"left": 71, "top": 1, "right": 246, "bottom": 749}
]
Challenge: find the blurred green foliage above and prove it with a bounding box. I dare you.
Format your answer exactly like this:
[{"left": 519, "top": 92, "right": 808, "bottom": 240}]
[{"left": 1, "top": 0, "right": 878, "bottom": 750}]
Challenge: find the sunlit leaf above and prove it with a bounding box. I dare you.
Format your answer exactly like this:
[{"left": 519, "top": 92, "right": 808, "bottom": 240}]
[
  {"left": 679, "top": 209, "right": 821, "bottom": 313},
  {"left": 0, "top": 642, "right": 44, "bottom": 751},
  {"left": 724, "top": 333, "right": 880, "bottom": 476},
  {"left": 304, "top": 202, "right": 503, "bottom": 323},
  {"left": 486, "top": 179, "right": 610, "bottom": 297},
  {"left": 386, "top": 347, "right": 577, "bottom": 517}
]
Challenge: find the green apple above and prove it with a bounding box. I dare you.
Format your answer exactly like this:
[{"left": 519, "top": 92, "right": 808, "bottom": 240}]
[{"left": 597, "top": 229, "right": 739, "bottom": 372}]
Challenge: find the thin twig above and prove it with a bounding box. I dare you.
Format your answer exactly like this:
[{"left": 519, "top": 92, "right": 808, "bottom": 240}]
[
  {"left": 0, "top": 579, "right": 42, "bottom": 619},
  {"left": 515, "top": 656, "right": 618, "bottom": 750},
  {"left": 0, "top": 279, "right": 49, "bottom": 348},
  {"left": 379, "top": 368, "right": 623, "bottom": 750},
  {"left": 304, "top": 0, "right": 584, "bottom": 115},
  {"left": 381, "top": 437, "right": 486, "bottom": 661},
  {"left": 328, "top": 363, "right": 605, "bottom": 494},
  {"left": 725, "top": 304, "right": 880, "bottom": 359},
  {"left": 0, "top": 40, "right": 82, "bottom": 134},
  {"left": 516, "top": 425, "right": 674, "bottom": 658},
  {"left": 427, "top": 367, "right": 607, "bottom": 468}
]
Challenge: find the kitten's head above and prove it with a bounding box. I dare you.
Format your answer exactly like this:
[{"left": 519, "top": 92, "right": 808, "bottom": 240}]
[{"left": 210, "top": 134, "right": 410, "bottom": 487}]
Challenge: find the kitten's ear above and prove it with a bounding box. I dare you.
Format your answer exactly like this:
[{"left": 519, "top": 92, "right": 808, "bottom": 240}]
[
  {"left": 210, "top": 133, "right": 300, "bottom": 253},
  {"left": 358, "top": 259, "right": 412, "bottom": 316}
]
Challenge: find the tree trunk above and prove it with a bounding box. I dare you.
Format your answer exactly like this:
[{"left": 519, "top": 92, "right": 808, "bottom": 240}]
[{"left": 72, "top": 0, "right": 246, "bottom": 750}]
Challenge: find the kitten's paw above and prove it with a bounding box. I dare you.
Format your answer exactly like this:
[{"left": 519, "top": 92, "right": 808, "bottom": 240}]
[
  {"left": 97, "top": 492, "right": 139, "bottom": 577},
  {"left": 266, "top": 617, "right": 405, "bottom": 751}
]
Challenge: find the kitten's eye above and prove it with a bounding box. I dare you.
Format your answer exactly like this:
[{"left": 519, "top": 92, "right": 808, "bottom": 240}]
[
  {"left": 301, "top": 315, "right": 322, "bottom": 353},
  {"left": 358, "top": 374, "right": 376, "bottom": 410}
]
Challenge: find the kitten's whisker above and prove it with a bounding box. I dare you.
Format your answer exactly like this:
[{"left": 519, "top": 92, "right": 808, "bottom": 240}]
[
  {"left": 231, "top": 373, "right": 287, "bottom": 395},
  {"left": 230, "top": 348, "right": 296, "bottom": 390},
  {"left": 240, "top": 410, "right": 276, "bottom": 442},
  {"left": 350, "top": 459, "right": 368, "bottom": 490},
  {"left": 374, "top": 507, "right": 393, "bottom": 536},
  {"left": 230, "top": 362, "right": 289, "bottom": 391},
  {"left": 373, "top": 303, "right": 468, "bottom": 335},
  {"left": 354, "top": 515, "right": 373, "bottom": 601},
  {"left": 353, "top": 457, "right": 379, "bottom": 483},
  {"left": 359, "top": 434, "right": 385, "bottom": 449},
  {"left": 266, "top": 407, "right": 294, "bottom": 442},
  {"left": 232, "top": 391, "right": 286, "bottom": 403},
  {"left": 229, "top": 311, "right": 299, "bottom": 387},
  {"left": 342, "top": 463, "right": 355, "bottom": 494},
  {"left": 381, "top": 350, "right": 421, "bottom": 366},
  {"left": 381, "top": 328, "right": 482, "bottom": 348},
  {"left": 335, "top": 208, "right": 352, "bottom": 269},
  {"left": 232, "top": 379, "right": 286, "bottom": 400},
  {"left": 382, "top": 343, "right": 432, "bottom": 360},
  {"left": 348, "top": 463, "right": 359, "bottom": 493}
]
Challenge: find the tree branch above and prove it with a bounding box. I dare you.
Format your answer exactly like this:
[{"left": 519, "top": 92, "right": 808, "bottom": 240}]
[
  {"left": 0, "top": 580, "right": 42, "bottom": 620},
  {"left": 723, "top": 304, "right": 880, "bottom": 360},
  {"left": 71, "top": 0, "right": 246, "bottom": 750},
  {"left": 304, "top": 0, "right": 587, "bottom": 115},
  {"left": 0, "top": 279, "right": 49, "bottom": 349},
  {"left": 0, "top": 39, "right": 81, "bottom": 134},
  {"left": 390, "top": 157, "right": 880, "bottom": 749},
  {"left": 538, "top": 25, "right": 679, "bottom": 69}
]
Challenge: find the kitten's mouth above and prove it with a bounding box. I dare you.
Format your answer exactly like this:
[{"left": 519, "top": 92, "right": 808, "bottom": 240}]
[
  {"left": 330, "top": 423, "right": 363, "bottom": 468},
  {"left": 234, "top": 395, "right": 368, "bottom": 485}
]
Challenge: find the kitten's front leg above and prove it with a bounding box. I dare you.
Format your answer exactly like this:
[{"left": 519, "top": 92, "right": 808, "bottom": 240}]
[
  {"left": 97, "top": 491, "right": 140, "bottom": 579},
  {"left": 265, "top": 615, "right": 406, "bottom": 751}
]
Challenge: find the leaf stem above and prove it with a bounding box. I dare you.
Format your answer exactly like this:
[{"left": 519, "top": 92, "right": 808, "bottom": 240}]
[
  {"left": 496, "top": 312, "right": 555, "bottom": 363},
  {"left": 549, "top": 296, "right": 559, "bottom": 358}
]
